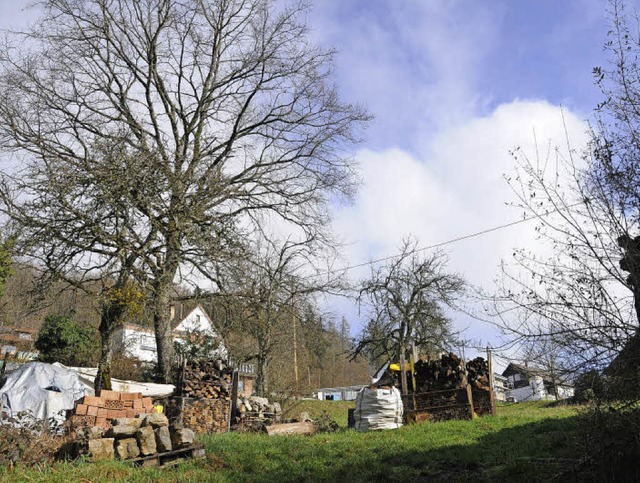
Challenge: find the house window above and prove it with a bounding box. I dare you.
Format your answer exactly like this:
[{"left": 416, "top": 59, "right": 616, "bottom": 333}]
[{"left": 141, "top": 335, "right": 156, "bottom": 351}]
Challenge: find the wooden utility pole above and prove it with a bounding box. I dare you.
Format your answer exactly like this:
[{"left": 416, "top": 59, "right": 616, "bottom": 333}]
[
  {"left": 487, "top": 346, "right": 496, "bottom": 416},
  {"left": 399, "top": 349, "right": 408, "bottom": 396},
  {"left": 292, "top": 299, "right": 299, "bottom": 391}
]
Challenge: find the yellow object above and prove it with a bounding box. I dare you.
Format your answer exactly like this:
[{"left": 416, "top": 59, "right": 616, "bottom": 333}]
[
  {"left": 153, "top": 404, "right": 164, "bottom": 414},
  {"left": 389, "top": 362, "right": 411, "bottom": 371}
]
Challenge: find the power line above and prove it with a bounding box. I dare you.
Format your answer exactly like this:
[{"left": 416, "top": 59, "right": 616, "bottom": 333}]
[{"left": 317, "top": 201, "right": 583, "bottom": 278}]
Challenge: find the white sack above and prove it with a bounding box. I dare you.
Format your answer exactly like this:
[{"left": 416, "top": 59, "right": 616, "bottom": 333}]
[{"left": 354, "top": 386, "right": 403, "bottom": 431}]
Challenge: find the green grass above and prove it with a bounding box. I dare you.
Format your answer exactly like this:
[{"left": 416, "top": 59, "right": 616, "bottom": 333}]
[{"left": 0, "top": 401, "right": 584, "bottom": 482}]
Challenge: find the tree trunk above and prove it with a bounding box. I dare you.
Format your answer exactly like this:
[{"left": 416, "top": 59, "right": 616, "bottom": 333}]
[
  {"left": 255, "top": 350, "right": 270, "bottom": 397},
  {"left": 94, "top": 318, "right": 113, "bottom": 395},
  {"left": 94, "top": 301, "right": 125, "bottom": 393},
  {"left": 153, "top": 281, "right": 175, "bottom": 383}
]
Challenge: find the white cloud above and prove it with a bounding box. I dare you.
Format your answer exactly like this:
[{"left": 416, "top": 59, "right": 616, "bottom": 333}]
[{"left": 331, "top": 100, "right": 590, "bottom": 344}]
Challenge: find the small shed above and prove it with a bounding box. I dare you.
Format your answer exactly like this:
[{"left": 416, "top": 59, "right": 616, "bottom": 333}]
[{"left": 315, "top": 385, "right": 367, "bottom": 401}]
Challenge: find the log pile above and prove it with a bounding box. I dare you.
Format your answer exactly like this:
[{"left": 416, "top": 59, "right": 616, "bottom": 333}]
[
  {"left": 69, "top": 391, "right": 155, "bottom": 430},
  {"left": 168, "top": 359, "right": 235, "bottom": 434},
  {"left": 165, "top": 397, "right": 231, "bottom": 434},
  {"left": 466, "top": 357, "right": 490, "bottom": 389},
  {"left": 181, "top": 359, "right": 233, "bottom": 399},
  {"left": 407, "top": 353, "right": 495, "bottom": 422},
  {"left": 414, "top": 352, "right": 467, "bottom": 392}
]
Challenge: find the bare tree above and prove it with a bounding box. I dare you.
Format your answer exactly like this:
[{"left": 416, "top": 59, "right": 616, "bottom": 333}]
[
  {"left": 488, "top": 1, "right": 640, "bottom": 374},
  {"left": 220, "top": 236, "right": 344, "bottom": 396},
  {"left": 353, "top": 238, "right": 465, "bottom": 391},
  {"left": 0, "top": 0, "right": 368, "bottom": 381}
]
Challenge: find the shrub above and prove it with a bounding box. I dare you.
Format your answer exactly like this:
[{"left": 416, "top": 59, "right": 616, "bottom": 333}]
[
  {"left": 572, "top": 370, "right": 605, "bottom": 403},
  {"left": 577, "top": 404, "right": 640, "bottom": 480},
  {"left": 35, "top": 314, "right": 98, "bottom": 366}
]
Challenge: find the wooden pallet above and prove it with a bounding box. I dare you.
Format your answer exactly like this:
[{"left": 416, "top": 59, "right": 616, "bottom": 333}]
[{"left": 130, "top": 443, "right": 206, "bottom": 467}]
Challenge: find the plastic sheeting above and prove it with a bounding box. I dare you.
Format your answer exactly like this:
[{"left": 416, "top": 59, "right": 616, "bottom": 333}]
[
  {"left": 65, "top": 366, "right": 175, "bottom": 398},
  {"left": 0, "top": 362, "right": 87, "bottom": 427},
  {"left": 354, "top": 386, "right": 403, "bottom": 431}
]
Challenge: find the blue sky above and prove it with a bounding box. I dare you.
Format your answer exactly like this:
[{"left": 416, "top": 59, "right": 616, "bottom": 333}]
[
  {"left": 0, "top": 1, "right": 630, "bottom": 364},
  {"left": 304, "top": 0, "right": 622, "bottom": 363}
]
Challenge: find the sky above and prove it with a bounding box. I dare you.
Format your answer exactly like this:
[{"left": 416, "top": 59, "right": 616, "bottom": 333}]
[
  {"left": 0, "top": 0, "right": 630, "bottom": 365},
  {"left": 304, "top": 0, "right": 615, "bottom": 364}
]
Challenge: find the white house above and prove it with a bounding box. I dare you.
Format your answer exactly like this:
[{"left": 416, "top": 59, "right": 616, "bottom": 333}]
[
  {"left": 114, "top": 305, "right": 228, "bottom": 363},
  {"left": 502, "top": 363, "right": 574, "bottom": 402}
]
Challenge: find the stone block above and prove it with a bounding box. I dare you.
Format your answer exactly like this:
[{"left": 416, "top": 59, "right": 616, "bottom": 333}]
[
  {"left": 79, "top": 426, "right": 105, "bottom": 440},
  {"left": 136, "top": 426, "right": 157, "bottom": 456},
  {"left": 115, "top": 437, "right": 140, "bottom": 460},
  {"left": 110, "top": 424, "right": 138, "bottom": 438},
  {"left": 141, "top": 413, "right": 169, "bottom": 429},
  {"left": 112, "top": 417, "right": 143, "bottom": 429},
  {"left": 88, "top": 438, "right": 115, "bottom": 460},
  {"left": 170, "top": 427, "right": 195, "bottom": 449},
  {"left": 154, "top": 426, "right": 172, "bottom": 453}
]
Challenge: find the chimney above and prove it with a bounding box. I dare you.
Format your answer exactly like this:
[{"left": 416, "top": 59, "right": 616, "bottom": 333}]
[{"left": 169, "top": 304, "right": 176, "bottom": 321}]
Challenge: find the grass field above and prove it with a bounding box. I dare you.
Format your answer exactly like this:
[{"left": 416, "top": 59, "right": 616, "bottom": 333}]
[{"left": 0, "top": 401, "right": 584, "bottom": 482}]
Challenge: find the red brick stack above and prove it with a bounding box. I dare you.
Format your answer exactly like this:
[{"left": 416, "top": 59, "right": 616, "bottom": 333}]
[{"left": 70, "top": 390, "right": 155, "bottom": 429}]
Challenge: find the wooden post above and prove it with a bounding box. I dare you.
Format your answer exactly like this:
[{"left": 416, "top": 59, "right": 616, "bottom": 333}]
[
  {"left": 229, "top": 370, "right": 239, "bottom": 432},
  {"left": 399, "top": 351, "right": 408, "bottom": 396},
  {"left": 410, "top": 342, "right": 418, "bottom": 394},
  {"left": 292, "top": 301, "right": 299, "bottom": 392},
  {"left": 466, "top": 383, "right": 475, "bottom": 419},
  {"left": 487, "top": 347, "right": 496, "bottom": 416}
]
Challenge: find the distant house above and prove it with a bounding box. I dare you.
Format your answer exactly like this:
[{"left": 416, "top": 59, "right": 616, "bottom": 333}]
[
  {"left": 502, "top": 363, "right": 574, "bottom": 402},
  {"left": 114, "top": 305, "right": 256, "bottom": 396},
  {"left": 315, "top": 385, "right": 368, "bottom": 401},
  {"left": 0, "top": 326, "right": 38, "bottom": 355},
  {"left": 114, "top": 305, "right": 228, "bottom": 363},
  {"left": 493, "top": 373, "right": 508, "bottom": 402}
]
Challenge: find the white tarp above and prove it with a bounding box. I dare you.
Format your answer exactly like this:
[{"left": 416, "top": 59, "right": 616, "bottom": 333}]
[
  {"left": 64, "top": 365, "right": 175, "bottom": 398},
  {"left": 0, "top": 362, "right": 87, "bottom": 427},
  {"left": 354, "top": 386, "right": 404, "bottom": 431}
]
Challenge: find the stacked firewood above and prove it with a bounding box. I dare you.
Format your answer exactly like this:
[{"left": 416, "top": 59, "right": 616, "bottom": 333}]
[
  {"left": 414, "top": 352, "right": 468, "bottom": 392},
  {"left": 165, "top": 397, "right": 230, "bottom": 434},
  {"left": 413, "top": 353, "right": 493, "bottom": 393},
  {"left": 169, "top": 359, "right": 235, "bottom": 434},
  {"left": 466, "top": 357, "right": 490, "bottom": 389},
  {"left": 181, "top": 359, "right": 233, "bottom": 400}
]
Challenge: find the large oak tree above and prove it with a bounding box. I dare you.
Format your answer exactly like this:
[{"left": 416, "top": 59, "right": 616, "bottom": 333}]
[{"left": 0, "top": 0, "right": 368, "bottom": 382}]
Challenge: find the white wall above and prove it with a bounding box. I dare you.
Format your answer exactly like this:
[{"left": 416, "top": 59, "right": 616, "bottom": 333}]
[
  {"left": 115, "top": 306, "right": 228, "bottom": 363},
  {"left": 116, "top": 327, "right": 158, "bottom": 363}
]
